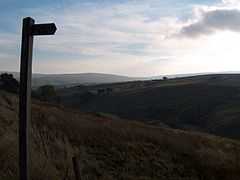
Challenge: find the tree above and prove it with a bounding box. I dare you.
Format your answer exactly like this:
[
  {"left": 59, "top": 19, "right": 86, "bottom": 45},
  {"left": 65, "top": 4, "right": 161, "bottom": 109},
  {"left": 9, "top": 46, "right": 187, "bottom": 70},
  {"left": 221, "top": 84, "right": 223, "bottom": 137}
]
[
  {"left": 0, "top": 73, "right": 19, "bottom": 93},
  {"left": 163, "top": 76, "right": 168, "bottom": 80},
  {"left": 36, "top": 85, "right": 56, "bottom": 101}
]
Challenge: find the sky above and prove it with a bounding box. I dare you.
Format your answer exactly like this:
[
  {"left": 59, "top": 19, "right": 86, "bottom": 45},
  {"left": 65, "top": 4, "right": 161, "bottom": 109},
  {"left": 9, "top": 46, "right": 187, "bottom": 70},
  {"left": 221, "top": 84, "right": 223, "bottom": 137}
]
[{"left": 1, "top": 0, "right": 240, "bottom": 76}]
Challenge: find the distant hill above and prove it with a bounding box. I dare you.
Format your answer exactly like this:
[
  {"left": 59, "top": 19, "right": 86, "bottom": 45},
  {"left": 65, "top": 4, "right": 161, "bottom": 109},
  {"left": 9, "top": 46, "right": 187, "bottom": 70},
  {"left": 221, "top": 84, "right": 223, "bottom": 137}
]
[
  {"left": 0, "top": 72, "right": 141, "bottom": 87},
  {"left": 1, "top": 90, "right": 240, "bottom": 179},
  {"left": 2, "top": 71, "right": 240, "bottom": 87},
  {"left": 31, "top": 73, "right": 140, "bottom": 87},
  {"left": 57, "top": 74, "right": 240, "bottom": 140},
  {"left": 0, "top": 71, "right": 226, "bottom": 87},
  {"left": 0, "top": 72, "right": 153, "bottom": 88}
]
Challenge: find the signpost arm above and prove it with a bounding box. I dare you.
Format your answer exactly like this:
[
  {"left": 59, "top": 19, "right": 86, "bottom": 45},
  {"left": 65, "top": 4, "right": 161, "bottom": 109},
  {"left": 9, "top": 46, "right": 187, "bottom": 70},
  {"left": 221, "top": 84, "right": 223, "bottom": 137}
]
[{"left": 19, "top": 17, "right": 34, "bottom": 180}]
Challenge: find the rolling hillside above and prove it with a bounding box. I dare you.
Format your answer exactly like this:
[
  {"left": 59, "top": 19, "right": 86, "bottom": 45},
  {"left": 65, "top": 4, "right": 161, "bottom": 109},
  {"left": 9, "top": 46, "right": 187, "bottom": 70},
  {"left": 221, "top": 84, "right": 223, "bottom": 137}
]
[
  {"left": 57, "top": 74, "right": 240, "bottom": 140},
  {"left": 1, "top": 71, "right": 219, "bottom": 87},
  {"left": 1, "top": 72, "right": 142, "bottom": 87},
  {"left": 1, "top": 90, "right": 240, "bottom": 179}
]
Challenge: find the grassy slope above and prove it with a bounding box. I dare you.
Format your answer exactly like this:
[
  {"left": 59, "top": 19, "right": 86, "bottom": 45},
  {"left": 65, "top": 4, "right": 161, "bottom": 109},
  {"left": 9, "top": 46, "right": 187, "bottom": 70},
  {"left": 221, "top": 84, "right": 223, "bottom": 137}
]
[
  {"left": 1, "top": 91, "right": 240, "bottom": 179},
  {"left": 57, "top": 74, "right": 240, "bottom": 139}
]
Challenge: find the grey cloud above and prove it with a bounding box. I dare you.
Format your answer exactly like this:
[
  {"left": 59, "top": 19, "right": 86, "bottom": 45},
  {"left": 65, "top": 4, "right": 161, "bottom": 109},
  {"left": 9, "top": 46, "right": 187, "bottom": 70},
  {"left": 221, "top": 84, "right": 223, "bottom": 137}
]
[{"left": 180, "top": 9, "right": 240, "bottom": 37}]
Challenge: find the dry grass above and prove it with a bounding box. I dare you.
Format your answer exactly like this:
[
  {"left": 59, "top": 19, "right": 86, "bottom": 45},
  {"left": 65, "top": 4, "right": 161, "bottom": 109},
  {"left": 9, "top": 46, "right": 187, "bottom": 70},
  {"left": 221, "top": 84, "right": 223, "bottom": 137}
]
[{"left": 0, "top": 91, "right": 240, "bottom": 179}]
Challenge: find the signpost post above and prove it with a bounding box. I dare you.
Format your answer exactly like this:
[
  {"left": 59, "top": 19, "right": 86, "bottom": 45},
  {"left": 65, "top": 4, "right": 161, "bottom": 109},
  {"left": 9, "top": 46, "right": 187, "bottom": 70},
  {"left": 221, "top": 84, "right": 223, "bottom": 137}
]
[{"left": 19, "top": 17, "right": 56, "bottom": 180}]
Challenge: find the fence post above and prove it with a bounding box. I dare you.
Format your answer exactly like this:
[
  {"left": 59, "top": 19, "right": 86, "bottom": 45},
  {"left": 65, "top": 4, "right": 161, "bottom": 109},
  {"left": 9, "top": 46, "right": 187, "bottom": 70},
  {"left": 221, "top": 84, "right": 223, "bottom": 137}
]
[{"left": 72, "top": 156, "right": 81, "bottom": 180}]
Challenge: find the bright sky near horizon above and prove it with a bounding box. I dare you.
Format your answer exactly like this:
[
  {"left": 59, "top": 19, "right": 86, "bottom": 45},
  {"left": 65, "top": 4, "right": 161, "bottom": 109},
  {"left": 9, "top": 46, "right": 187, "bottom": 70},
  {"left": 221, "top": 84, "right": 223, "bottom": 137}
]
[{"left": 1, "top": 0, "right": 240, "bottom": 76}]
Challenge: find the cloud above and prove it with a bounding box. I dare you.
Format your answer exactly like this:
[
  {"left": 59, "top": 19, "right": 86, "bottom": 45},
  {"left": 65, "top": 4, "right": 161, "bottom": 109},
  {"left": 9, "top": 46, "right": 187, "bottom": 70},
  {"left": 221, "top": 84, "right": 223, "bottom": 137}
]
[
  {"left": 25, "top": 2, "right": 182, "bottom": 74},
  {"left": 2, "top": 1, "right": 182, "bottom": 76},
  {"left": 3, "top": 0, "right": 240, "bottom": 76},
  {"left": 24, "top": 1, "right": 226, "bottom": 75},
  {"left": 222, "top": 0, "right": 240, "bottom": 5},
  {"left": 179, "top": 8, "right": 240, "bottom": 38}
]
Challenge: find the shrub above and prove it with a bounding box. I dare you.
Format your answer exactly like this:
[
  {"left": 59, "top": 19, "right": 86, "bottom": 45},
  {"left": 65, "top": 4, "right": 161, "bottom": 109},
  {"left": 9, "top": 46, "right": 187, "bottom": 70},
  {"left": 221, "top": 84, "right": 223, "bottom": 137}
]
[
  {"left": 34, "top": 85, "right": 57, "bottom": 101},
  {"left": 0, "top": 73, "right": 19, "bottom": 93}
]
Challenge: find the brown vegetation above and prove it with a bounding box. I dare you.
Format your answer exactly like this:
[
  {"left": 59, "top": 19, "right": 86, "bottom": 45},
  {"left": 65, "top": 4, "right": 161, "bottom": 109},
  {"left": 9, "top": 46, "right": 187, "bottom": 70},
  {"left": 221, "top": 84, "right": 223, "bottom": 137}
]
[{"left": 0, "top": 90, "right": 240, "bottom": 179}]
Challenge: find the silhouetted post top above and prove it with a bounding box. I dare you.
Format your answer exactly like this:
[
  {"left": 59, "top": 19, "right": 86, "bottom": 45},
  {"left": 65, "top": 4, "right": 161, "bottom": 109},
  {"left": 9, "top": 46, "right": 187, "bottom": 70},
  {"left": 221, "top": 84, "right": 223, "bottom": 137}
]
[{"left": 22, "top": 17, "right": 57, "bottom": 36}]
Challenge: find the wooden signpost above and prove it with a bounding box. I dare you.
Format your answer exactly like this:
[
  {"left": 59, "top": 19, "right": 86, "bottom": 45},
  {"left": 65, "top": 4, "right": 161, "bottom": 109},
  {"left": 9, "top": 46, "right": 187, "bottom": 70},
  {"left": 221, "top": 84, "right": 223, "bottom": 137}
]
[{"left": 19, "top": 17, "right": 56, "bottom": 180}]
